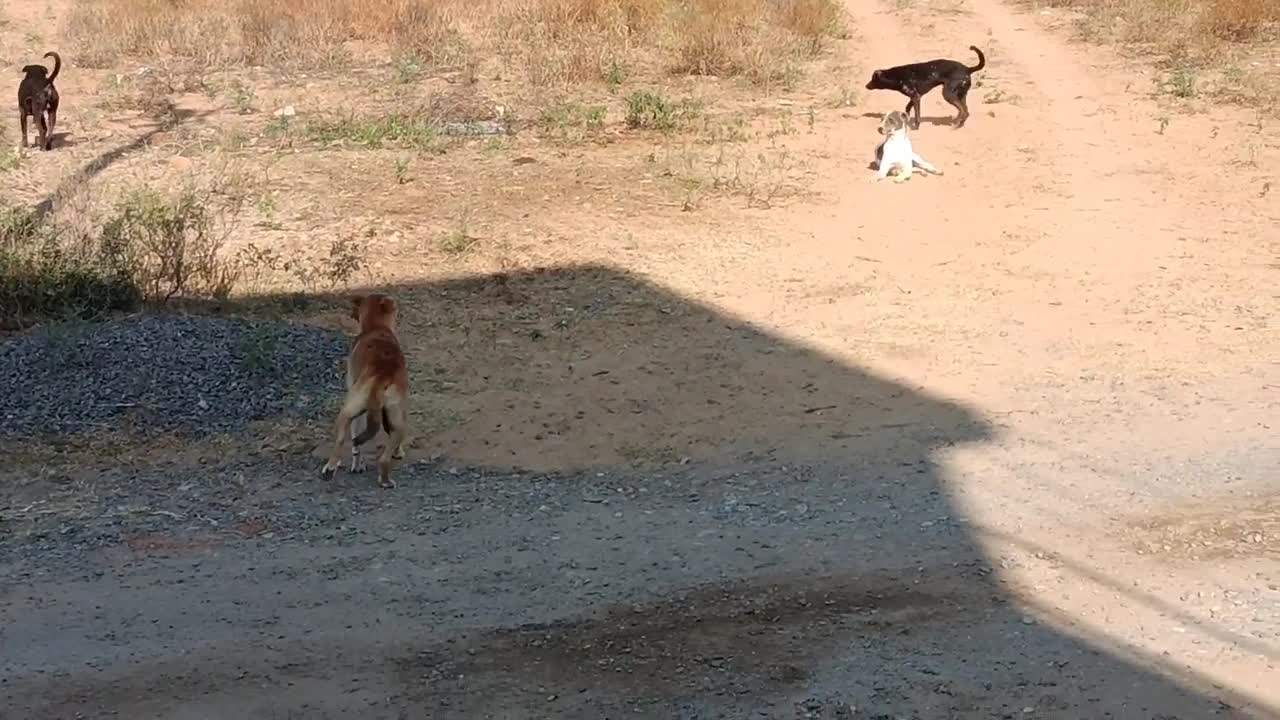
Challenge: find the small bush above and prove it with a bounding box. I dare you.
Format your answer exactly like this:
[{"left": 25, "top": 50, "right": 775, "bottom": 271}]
[
  {"left": 301, "top": 113, "right": 441, "bottom": 151},
  {"left": 623, "top": 90, "right": 698, "bottom": 131},
  {"left": 538, "top": 102, "right": 607, "bottom": 142},
  {"left": 98, "top": 189, "right": 241, "bottom": 303},
  {"left": 0, "top": 206, "right": 142, "bottom": 327},
  {"left": 0, "top": 186, "right": 245, "bottom": 328}
]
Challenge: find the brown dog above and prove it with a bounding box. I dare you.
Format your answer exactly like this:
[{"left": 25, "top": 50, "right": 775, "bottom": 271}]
[
  {"left": 321, "top": 293, "right": 409, "bottom": 488},
  {"left": 17, "top": 51, "right": 61, "bottom": 151}
]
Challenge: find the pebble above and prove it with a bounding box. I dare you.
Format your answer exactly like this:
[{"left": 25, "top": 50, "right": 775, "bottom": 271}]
[{"left": 0, "top": 314, "right": 347, "bottom": 438}]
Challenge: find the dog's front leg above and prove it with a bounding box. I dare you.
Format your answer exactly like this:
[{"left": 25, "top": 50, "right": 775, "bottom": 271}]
[
  {"left": 18, "top": 111, "right": 29, "bottom": 149},
  {"left": 874, "top": 158, "right": 892, "bottom": 181}
]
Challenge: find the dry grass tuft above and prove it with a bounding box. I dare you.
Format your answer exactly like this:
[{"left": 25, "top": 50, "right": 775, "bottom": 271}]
[
  {"left": 1039, "top": 0, "right": 1279, "bottom": 50},
  {"left": 1198, "top": 0, "right": 1280, "bottom": 42},
  {"left": 672, "top": 0, "right": 844, "bottom": 85},
  {"left": 1035, "top": 0, "right": 1279, "bottom": 106},
  {"left": 68, "top": 0, "right": 845, "bottom": 85}
]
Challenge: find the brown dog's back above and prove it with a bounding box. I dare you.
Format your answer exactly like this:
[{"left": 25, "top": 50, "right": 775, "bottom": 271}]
[
  {"left": 347, "top": 295, "right": 407, "bottom": 440},
  {"left": 322, "top": 293, "right": 411, "bottom": 488}
]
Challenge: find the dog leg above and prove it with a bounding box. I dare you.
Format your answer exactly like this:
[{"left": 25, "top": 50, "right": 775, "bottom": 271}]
[
  {"left": 894, "top": 161, "right": 913, "bottom": 183},
  {"left": 875, "top": 158, "right": 893, "bottom": 181},
  {"left": 378, "top": 404, "right": 408, "bottom": 489},
  {"left": 911, "top": 152, "right": 943, "bottom": 175},
  {"left": 321, "top": 393, "right": 367, "bottom": 480},
  {"left": 903, "top": 96, "right": 921, "bottom": 130},
  {"left": 45, "top": 107, "right": 57, "bottom": 150},
  {"left": 380, "top": 405, "right": 407, "bottom": 460},
  {"left": 349, "top": 411, "right": 368, "bottom": 472},
  {"left": 35, "top": 112, "right": 48, "bottom": 152},
  {"left": 942, "top": 82, "right": 970, "bottom": 129},
  {"left": 19, "top": 111, "right": 28, "bottom": 149}
]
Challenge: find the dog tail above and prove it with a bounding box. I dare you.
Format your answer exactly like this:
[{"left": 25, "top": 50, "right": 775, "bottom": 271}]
[
  {"left": 44, "top": 51, "right": 61, "bottom": 84},
  {"left": 352, "top": 382, "right": 387, "bottom": 446},
  {"left": 967, "top": 46, "right": 985, "bottom": 73}
]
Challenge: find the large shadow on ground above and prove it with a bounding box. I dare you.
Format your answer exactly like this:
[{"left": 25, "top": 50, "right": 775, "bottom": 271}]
[{"left": 2, "top": 265, "right": 1266, "bottom": 718}]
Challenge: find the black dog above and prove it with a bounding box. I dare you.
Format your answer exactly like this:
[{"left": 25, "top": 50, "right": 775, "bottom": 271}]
[
  {"left": 17, "top": 51, "right": 62, "bottom": 151},
  {"left": 865, "top": 46, "right": 985, "bottom": 130}
]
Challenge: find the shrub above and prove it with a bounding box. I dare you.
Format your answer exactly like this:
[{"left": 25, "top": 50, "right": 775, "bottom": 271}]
[
  {"left": 0, "top": 187, "right": 243, "bottom": 329},
  {"left": 0, "top": 206, "right": 141, "bottom": 328}
]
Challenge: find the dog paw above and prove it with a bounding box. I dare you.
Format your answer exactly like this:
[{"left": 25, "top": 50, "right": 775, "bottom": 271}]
[
  {"left": 320, "top": 463, "right": 337, "bottom": 481},
  {"left": 351, "top": 456, "right": 367, "bottom": 472},
  {"left": 378, "top": 475, "right": 397, "bottom": 489}
]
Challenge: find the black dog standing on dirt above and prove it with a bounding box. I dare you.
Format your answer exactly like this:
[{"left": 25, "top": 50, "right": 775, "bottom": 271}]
[
  {"left": 17, "top": 51, "right": 62, "bottom": 151},
  {"left": 865, "top": 46, "right": 985, "bottom": 130}
]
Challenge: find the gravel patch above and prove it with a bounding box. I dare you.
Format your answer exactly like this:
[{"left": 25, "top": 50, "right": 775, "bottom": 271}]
[
  {"left": 2, "top": 458, "right": 1259, "bottom": 720},
  {"left": 0, "top": 314, "right": 348, "bottom": 438}
]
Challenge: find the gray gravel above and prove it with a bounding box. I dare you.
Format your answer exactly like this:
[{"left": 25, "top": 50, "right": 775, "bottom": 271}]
[
  {"left": 0, "top": 456, "right": 1265, "bottom": 720},
  {"left": 0, "top": 314, "right": 347, "bottom": 438}
]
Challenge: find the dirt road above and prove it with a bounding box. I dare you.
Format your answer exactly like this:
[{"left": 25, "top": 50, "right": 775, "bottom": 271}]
[{"left": 2, "top": 0, "right": 1278, "bottom": 717}]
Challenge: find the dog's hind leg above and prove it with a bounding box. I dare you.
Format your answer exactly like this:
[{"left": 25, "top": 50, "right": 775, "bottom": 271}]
[
  {"left": 942, "top": 81, "right": 970, "bottom": 129},
  {"left": 911, "top": 152, "right": 943, "bottom": 175},
  {"left": 45, "top": 107, "right": 57, "bottom": 150},
  {"left": 377, "top": 402, "right": 408, "bottom": 489},
  {"left": 383, "top": 406, "right": 407, "bottom": 459},
  {"left": 321, "top": 387, "right": 369, "bottom": 480},
  {"left": 19, "top": 110, "right": 28, "bottom": 149},
  {"left": 349, "top": 411, "right": 370, "bottom": 472},
  {"left": 35, "top": 112, "right": 49, "bottom": 152}
]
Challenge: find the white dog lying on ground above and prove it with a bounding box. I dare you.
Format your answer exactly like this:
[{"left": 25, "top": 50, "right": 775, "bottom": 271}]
[{"left": 873, "top": 110, "right": 944, "bottom": 182}]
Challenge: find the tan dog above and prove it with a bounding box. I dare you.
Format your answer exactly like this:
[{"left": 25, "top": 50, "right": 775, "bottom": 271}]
[{"left": 321, "top": 293, "right": 409, "bottom": 488}]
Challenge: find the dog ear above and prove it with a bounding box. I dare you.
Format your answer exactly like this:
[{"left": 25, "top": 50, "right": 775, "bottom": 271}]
[
  {"left": 350, "top": 295, "right": 365, "bottom": 320},
  {"left": 379, "top": 296, "right": 398, "bottom": 318}
]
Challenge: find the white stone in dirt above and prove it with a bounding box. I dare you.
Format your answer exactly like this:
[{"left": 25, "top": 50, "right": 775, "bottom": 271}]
[{"left": 273, "top": 105, "right": 297, "bottom": 118}]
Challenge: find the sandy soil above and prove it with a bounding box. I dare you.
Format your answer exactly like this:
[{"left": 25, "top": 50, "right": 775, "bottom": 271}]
[{"left": 1, "top": 0, "right": 1278, "bottom": 717}]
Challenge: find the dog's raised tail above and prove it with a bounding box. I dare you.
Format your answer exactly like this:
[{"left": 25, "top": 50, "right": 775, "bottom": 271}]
[
  {"left": 967, "top": 46, "right": 985, "bottom": 73},
  {"left": 43, "top": 51, "right": 62, "bottom": 84}
]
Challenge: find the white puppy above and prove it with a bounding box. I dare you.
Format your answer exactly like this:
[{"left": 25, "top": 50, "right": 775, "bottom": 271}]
[{"left": 873, "top": 110, "right": 943, "bottom": 183}]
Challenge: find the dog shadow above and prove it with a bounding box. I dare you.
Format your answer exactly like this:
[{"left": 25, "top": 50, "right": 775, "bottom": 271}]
[
  {"left": 48, "top": 132, "right": 76, "bottom": 150},
  {"left": 858, "top": 111, "right": 956, "bottom": 127}
]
